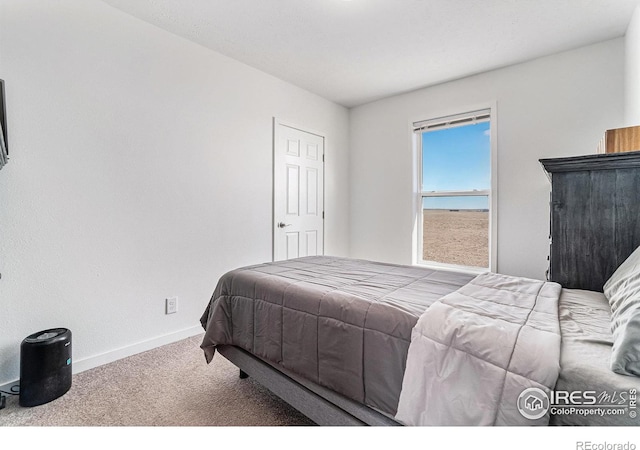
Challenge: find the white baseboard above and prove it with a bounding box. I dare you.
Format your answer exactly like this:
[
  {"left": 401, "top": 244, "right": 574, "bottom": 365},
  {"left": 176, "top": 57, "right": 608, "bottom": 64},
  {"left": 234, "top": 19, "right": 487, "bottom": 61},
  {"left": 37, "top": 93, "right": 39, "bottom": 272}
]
[
  {"left": 72, "top": 325, "right": 204, "bottom": 374},
  {"left": 0, "top": 326, "right": 204, "bottom": 391}
]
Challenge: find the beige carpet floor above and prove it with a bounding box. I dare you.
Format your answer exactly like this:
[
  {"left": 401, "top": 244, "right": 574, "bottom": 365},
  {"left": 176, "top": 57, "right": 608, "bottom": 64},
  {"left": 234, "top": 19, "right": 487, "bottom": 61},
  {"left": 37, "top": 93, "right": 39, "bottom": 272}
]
[{"left": 0, "top": 334, "right": 314, "bottom": 426}]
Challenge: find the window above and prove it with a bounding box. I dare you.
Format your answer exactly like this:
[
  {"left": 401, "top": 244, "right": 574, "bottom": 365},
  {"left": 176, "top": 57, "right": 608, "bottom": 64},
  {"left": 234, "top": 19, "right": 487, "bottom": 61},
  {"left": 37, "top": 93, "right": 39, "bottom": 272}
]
[{"left": 414, "top": 108, "right": 495, "bottom": 271}]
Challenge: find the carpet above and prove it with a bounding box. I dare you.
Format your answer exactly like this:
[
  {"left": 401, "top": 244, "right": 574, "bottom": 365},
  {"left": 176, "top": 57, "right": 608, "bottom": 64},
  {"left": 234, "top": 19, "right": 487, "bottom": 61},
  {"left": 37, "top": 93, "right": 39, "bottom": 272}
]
[{"left": 0, "top": 334, "right": 314, "bottom": 426}]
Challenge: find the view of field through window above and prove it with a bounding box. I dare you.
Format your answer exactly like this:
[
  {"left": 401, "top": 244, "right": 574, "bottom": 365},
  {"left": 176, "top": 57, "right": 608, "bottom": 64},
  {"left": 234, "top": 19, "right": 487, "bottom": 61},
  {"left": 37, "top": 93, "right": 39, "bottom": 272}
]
[
  {"left": 422, "top": 203, "right": 489, "bottom": 268},
  {"left": 421, "top": 119, "right": 490, "bottom": 268}
]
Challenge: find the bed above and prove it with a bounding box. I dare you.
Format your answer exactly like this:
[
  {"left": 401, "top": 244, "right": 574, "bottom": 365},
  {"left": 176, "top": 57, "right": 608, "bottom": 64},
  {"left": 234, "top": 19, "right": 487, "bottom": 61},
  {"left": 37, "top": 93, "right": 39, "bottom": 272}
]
[
  {"left": 199, "top": 256, "right": 640, "bottom": 426},
  {"left": 551, "top": 288, "right": 640, "bottom": 426}
]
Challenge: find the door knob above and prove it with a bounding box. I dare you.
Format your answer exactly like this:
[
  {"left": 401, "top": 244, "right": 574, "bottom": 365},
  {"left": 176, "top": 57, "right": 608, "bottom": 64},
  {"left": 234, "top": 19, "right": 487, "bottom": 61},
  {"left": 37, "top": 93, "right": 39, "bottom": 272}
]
[{"left": 277, "top": 222, "right": 292, "bottom": 228}]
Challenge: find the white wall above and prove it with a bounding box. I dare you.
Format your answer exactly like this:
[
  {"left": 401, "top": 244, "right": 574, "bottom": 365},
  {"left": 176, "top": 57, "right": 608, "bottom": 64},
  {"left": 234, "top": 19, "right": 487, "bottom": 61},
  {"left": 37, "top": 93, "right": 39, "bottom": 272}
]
[
  {"left": 349, "top": 39, "right": 625, "bottom": 279},
  {"left": 0, "top": 0, "right": 350, "bottom": 384},
  {"left": 626, "top": 5, "right": 640, "bottom": 125}
]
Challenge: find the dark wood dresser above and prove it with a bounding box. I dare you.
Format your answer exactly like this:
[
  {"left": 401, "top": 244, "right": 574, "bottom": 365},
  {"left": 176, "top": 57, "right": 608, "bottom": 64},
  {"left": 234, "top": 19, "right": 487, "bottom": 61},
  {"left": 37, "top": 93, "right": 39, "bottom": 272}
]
[{"left": 540, "top": 151, "right": 640, "bottom": 292}]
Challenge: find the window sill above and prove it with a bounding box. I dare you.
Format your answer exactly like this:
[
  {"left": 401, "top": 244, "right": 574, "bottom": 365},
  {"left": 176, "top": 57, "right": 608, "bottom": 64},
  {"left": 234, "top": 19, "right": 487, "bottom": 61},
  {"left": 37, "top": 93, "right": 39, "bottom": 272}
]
[{"left": 415, "top": 260, "right": 490, "bottom": 276}]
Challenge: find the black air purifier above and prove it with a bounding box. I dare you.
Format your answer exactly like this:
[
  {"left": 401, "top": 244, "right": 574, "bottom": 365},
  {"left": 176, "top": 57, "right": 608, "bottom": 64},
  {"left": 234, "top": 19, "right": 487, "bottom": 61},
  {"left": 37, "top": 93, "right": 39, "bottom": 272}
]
[{"left": 19, "top": 328, "right": 72, "bottom": 407}]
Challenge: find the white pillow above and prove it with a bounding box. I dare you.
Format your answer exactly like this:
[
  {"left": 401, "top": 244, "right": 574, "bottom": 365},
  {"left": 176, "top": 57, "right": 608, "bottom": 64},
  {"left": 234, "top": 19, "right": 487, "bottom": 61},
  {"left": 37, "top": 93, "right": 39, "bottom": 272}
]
[{"left": 603, "top": 245, "right": 640, "bottom": 377}]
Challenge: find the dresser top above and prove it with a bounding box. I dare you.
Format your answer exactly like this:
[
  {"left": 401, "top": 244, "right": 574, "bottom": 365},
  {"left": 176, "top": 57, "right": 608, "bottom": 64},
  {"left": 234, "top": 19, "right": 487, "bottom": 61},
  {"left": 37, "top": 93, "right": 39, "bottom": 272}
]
[{"left": 540, "top": 151, "right": 640, "bottom": 174}]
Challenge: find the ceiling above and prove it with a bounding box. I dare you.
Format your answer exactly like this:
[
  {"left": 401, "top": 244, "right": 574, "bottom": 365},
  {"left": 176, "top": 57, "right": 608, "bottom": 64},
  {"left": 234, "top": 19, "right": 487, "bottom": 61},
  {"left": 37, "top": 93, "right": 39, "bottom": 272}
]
[{"left": 102, "top": 0, "right": 640, "bottom": 108}]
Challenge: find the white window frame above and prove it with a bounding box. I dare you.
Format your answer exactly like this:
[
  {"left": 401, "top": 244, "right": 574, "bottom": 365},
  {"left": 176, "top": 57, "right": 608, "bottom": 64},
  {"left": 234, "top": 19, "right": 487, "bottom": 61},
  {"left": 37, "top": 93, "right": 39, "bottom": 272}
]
[{"left": 412, "top": 104, "right": 498, "bottom": 274}]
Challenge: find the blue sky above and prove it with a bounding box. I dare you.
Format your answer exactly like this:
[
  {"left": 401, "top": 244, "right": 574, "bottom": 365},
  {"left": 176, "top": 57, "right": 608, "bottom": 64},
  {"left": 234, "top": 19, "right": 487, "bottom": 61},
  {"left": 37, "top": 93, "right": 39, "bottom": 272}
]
[{"left": 422, "top": 121, "right": 490, "bottom": 210}]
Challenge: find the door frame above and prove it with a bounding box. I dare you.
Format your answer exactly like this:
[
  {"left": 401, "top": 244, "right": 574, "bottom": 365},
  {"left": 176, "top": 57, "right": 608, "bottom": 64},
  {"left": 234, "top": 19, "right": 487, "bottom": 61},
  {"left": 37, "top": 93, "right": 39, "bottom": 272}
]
[{"left": 272, "top": 117, "right": 326, "bottom": 262}]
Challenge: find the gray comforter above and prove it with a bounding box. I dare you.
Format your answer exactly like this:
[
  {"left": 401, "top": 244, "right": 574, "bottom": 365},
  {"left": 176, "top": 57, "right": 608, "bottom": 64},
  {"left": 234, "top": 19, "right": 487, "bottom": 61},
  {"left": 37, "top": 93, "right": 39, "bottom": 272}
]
[
  {"left": 200, "top": 256, "right": 474, "bottom": 415},
  {"left": 395, "top": 272, "right": 562, "bottom": 425}
]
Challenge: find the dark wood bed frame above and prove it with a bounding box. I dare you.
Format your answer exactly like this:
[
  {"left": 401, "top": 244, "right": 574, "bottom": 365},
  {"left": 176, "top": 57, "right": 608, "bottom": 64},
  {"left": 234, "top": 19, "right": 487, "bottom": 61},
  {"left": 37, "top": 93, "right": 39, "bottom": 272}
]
[{"left": 218, "top": 345, "right": 400, "bottom": 426}]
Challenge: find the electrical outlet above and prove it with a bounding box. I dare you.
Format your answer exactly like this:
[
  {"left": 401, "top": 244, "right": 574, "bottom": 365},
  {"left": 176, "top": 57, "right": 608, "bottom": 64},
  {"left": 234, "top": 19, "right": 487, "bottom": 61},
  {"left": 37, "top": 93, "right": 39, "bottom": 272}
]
[{"left": 166, "top": 297, "right": 178, "bottom": 314}]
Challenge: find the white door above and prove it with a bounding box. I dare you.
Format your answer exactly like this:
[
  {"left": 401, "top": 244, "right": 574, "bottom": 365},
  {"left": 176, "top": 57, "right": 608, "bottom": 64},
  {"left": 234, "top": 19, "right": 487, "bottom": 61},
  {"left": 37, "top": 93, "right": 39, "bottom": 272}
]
[{"left": 273, "top": 121, "right": 324, "bottom": 261}]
